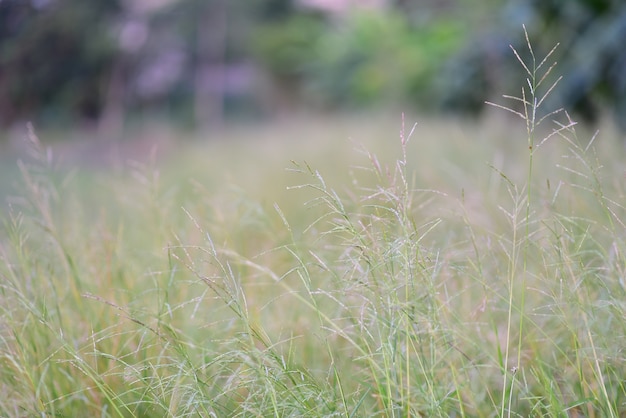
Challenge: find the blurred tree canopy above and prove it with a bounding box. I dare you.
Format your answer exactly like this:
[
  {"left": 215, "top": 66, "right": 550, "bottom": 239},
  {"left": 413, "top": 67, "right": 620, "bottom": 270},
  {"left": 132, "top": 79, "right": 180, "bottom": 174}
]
[
  {"left": 0, "top": 0, "right": 625, "bottom": 132},
  {"left": 0, "top": 0, "right": 121, "bottom": 127},
  {"left": 253, "top": 9, "right": 463, "bottom": 109}
]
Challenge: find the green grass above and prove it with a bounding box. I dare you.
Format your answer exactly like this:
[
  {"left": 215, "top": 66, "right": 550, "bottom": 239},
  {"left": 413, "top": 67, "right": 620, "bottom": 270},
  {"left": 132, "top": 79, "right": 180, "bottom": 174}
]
[{"left": 2, "top": 36, "right": 626, "bottom": 417}]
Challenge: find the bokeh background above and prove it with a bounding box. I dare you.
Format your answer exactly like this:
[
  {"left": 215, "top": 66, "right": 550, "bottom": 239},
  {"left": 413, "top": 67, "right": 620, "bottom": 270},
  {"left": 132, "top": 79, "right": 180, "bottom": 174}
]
[
  {"left": 2, "top": 3, "right": 626, "bottom": 416},
  {"left": 1, "top": 0, "right": 626, "bottom": 140}
]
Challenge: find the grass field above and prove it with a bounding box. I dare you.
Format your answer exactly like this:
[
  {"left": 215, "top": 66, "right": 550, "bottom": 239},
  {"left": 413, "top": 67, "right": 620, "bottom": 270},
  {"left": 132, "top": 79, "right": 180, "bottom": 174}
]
[{"left": 2, "top": 43, "right": 626, "bottom": 416}]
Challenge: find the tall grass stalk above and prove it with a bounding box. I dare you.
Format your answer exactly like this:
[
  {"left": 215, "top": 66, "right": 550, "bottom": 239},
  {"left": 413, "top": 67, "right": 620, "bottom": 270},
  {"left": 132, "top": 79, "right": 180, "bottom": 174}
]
[{"left": 487, "top": 26, "right": 574, "bottom": 417}]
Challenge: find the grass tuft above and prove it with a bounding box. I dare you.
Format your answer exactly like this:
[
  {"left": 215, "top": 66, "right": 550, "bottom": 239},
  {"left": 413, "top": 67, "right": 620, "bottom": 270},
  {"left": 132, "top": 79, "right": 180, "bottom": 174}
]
[{"left": 1, "top": 31, "right": 626, "bottom": 417}]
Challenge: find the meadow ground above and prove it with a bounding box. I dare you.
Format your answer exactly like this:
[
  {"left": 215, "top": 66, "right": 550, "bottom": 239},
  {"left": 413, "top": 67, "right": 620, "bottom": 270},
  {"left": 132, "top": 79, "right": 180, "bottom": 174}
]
[{"left": 1, "top": 107, "right": 626, "bottom": 417}]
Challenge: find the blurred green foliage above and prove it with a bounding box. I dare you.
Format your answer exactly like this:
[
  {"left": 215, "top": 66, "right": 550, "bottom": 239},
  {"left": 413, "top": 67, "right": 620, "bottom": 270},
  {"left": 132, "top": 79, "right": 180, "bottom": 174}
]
[
  {"left": 253, "top": 9, "right": 465, "bottom": 108},
  {"left": 307, "top": 13, "right": 462, "bottom": 107},
  {"left": 253, "top": 14, "right": 324, "bottom": 81}
]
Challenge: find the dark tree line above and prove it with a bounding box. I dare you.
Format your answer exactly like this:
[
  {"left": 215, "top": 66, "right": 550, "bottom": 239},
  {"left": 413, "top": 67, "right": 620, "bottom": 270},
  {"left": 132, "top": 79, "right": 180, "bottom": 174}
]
[{"left": 1, "top": 0, "right": 625, "bottom": 133}]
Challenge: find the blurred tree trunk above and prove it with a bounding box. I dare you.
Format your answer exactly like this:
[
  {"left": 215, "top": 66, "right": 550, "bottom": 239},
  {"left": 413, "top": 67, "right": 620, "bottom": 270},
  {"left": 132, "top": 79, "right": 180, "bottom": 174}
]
[
  {"left": 98, "top": 60, "right": 126, "bottom": 140},
  {"left": 194, "top": 0, "right": 227, "bottom": 130}
]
